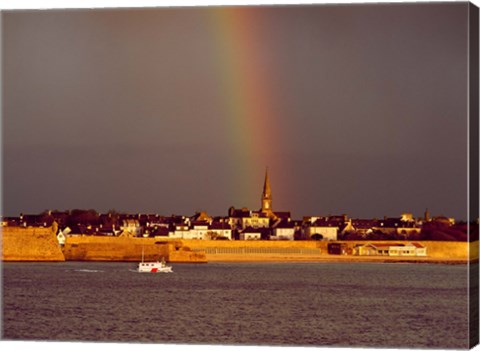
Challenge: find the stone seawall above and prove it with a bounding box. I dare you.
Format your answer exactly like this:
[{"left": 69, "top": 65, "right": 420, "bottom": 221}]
[
  {"left": 1, "top": 226, "right": 65, "bottom": 261},
  {"left": 63, "top": 236, "right": 207, "bottom": 263},
  {"left": 2, "top": 226, "right": 476, "bottom": 264},
  {"left": 181, "top": 239, "right": 477, "bottom": 263}
]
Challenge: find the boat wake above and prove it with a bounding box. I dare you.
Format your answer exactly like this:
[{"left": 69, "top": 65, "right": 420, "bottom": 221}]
[{"left": 73, "top": 269, "right": 104, "bottom": 273}]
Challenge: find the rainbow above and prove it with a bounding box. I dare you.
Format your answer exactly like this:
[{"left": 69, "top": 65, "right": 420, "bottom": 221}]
[{"left": 208, "top": 7, "right": 283, "bottom": 206}]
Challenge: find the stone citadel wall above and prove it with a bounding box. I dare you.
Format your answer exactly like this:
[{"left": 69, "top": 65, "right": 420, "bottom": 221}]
[
  {"left": 62, "top": 236, "right": 208, "bottom": 263},
  {"left": 2, "top": 226, "right": 65, "bottom": 261}
]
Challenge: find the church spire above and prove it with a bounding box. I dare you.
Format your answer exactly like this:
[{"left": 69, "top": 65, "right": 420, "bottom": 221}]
[
  {"left": 261, "top": 167, "right": 273, "bottom": 213},
  {"left": 263, "top": 167, "right": 271, "bottom": 199}
]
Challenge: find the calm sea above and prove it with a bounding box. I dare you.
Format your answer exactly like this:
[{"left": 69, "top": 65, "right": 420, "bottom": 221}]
[{"left": 1, "top": 262, "right": 471, "bottom": 348}]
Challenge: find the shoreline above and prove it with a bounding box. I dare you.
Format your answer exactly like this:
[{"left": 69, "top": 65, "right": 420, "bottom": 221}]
[
  {"left": 200, "top": 256, "right": 475, "bottom": 265},
  {"left": 3, "top": 257, "right": 475, "bottom": 265},
  {"left": 2, "top": 227, "right": 477, "bottom": 265}
]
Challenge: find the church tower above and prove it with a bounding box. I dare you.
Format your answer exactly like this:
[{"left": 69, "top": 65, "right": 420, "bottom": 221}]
[
  {"left": 424, "top": 208, "right": 430, "bottom": 222},
  {"left": 261, "top": 168, "right": 273, "bottom": 214}
]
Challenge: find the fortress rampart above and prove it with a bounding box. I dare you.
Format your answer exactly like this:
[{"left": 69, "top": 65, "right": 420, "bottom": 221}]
[
  {"left": 1, "top": 226, "right": 65, "bottom": 261},
  {"left": 62, "top": 236, "right": 207, "bottom": 263},
  {"left": 1, "top": 228, "right": 207, "bottom": 263}
]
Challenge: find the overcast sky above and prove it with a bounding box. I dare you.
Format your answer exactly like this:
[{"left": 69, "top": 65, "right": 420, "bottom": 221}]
[{"left": 2, "top": 2, "right": 471, "bottom": 219}]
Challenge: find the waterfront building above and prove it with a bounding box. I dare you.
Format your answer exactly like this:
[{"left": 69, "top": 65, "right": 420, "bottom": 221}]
[
  {"left": 304, "top": 218, "right": 339, "bottom": 241},
  {"left": 303, "top": 216, "right": 345, "bottom": 240},
  {"left": 191, "top": 211, "right": 213, "bottom": 224},
  {"left": 169, "top": 223, "right": 190, "bottom": 239},
  {"left": 340, "top": 219, "right": 356, "bottom": 236},
  {"left": 228, "top": 208, "right": 270, "bottom": 230},
  {"left": 347, "top": 219, "right": 378, "bottom": 238},
  {"left": 189, "top": 221, "right": 210, "bottom": 239},
  {"left": 207, "top": 221, "right": 233, "bottom": 240},
  {"left": 354, "top": 242, "right": 427, "bottom": 256},
  {"left": 271, "top": 220, "right": 295, "bottom": 240}
]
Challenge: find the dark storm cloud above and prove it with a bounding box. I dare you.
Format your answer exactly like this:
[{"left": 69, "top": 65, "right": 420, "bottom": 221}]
[{"left": 2, "top": 3, "right": 470, "bottom": 219}]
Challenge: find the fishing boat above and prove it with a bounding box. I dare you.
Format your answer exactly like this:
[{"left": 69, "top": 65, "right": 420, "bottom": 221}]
[{"left": 137, "top": 247, "right": 173, "bottom": 273}]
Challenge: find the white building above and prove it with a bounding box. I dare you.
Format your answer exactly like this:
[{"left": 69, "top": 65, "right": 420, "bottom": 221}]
[
  {"left": 271, "top": 221, "right": 295, "bottom": 241},
  {"left": 305, "top": 226, "right": 338, "bottom": 240},
  {"left": 169, "top": 224, "right": 191, "bottom": 239},
  {"left": 169, "top": 222, "right": 233, "bottom": 240},
  {"left": 206, "top": 222, "right": 233, "bottom": 240},
  {"left": 188, "top": 222, "right": 209, "bottom": 240},
  {"left": 228, "top": 208, "right": 270, "bottom": 230},
  {"left": 355, "top": 242, "right": 428, "bottom": 256}
]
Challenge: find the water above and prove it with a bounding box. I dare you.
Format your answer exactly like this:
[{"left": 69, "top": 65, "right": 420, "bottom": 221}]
[{"left": 2, "top": 262, "right": 471, "bottom": 348}]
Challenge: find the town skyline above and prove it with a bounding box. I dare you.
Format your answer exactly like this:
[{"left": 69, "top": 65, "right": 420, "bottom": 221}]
[{"left": 2, "top": 3, "right": 471, "bottom": 220}]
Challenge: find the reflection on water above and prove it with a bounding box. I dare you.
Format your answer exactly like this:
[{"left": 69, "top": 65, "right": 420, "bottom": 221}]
[{"left": 2, "top": 262, "right": 470, "bottom": 348}]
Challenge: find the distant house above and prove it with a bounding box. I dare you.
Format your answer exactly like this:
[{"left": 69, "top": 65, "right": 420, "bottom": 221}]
[
  {"left": 410, "top": 242, "right": 427, "bottom": 256},
  {"left": 338, "top": 218, "right": 379, "bottom": 238},
  {"left": 190, "top": 211, "right": 213, "bottom": 224},
  {"left": 387, "top": 243, "right": 417, "bottom": 256},
  {"left": 271, "top": 220, "right": 295, "bottom": 241},
  {"left": 169, "top": 223, "right": 191, "bottom": 239},
  {"left": 188, "top": 221, "right": 210, "bottom": 240},
  {"left": 145, "top": 214, "right": 167, "bottom": 227},
  {"left": 354, "top": 242, "right": 427, "bottom": 257},
  {"left": 303, "top": 215, "right": 347, "bottom": 239},
  {"left": 228, "top": 207, "right": 270, "bottom": 230},
  {"left": 304, "top": 218, "right": 339, "bottom": 241},
  {"left": 340, "top": 219, "right": 356, "bottom": 236},
  {"left": 207, "top": 222, "right": 232, "bottom": 240},
  {"left": 355, "top": 243, "right": 375, "bottom": 256}
]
